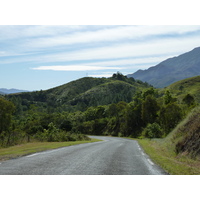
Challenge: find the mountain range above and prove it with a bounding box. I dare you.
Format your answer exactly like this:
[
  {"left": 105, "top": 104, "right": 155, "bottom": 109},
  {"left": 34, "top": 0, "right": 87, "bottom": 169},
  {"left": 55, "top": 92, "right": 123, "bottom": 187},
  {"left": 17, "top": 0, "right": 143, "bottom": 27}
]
[
  {"left": 2, "top": 47, "right": 200, "bottom": 95},
  {"left": 0, "top": 88, "right": 29, "bottom": 94},
  {"left": 127, "top": 47, "right": 200, "bottom": 88}
]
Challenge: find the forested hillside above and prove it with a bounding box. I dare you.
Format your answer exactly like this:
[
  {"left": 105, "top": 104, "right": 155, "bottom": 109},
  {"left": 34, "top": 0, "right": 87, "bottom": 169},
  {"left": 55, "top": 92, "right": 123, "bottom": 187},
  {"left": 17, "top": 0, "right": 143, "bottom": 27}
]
[{"left": 7, "top": 73, "right": 150, "bottom": 112}]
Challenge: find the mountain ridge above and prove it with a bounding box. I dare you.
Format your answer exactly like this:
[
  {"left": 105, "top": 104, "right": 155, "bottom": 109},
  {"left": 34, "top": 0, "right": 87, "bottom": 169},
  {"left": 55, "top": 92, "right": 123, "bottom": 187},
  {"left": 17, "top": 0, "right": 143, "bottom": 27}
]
[
  {"left": 127, "top": 47, "right": 200, "bottom": 88},
  {"left": 0, "top": 88, "right": 29, "bottom": 94}
]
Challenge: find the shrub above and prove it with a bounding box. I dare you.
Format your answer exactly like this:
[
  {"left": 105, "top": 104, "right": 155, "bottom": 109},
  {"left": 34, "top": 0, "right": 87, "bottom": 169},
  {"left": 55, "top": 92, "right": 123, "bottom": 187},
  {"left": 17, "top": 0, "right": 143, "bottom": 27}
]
[
  {"left": 142, "top": 123, "right": 163, "bottom": 139},
  {"left": 43, "top": 122, "right": 59, "bottom": 142}
]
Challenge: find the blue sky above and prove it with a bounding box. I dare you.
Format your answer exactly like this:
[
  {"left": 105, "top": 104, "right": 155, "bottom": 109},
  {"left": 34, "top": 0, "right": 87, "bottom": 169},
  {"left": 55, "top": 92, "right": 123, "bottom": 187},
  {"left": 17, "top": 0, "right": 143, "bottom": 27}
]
[{"left": 1, "top": 25, "right": 200, "bottom": 91}]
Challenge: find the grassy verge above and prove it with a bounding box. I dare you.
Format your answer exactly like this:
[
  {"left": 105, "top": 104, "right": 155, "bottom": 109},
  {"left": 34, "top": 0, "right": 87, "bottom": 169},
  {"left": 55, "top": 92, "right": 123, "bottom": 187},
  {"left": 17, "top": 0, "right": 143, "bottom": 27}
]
[
  {"left": 137, "top": 138, "right": 200, "bottom": 175},
  {"left": 0, "top": 138, "right": 101, "bottom": 161}
]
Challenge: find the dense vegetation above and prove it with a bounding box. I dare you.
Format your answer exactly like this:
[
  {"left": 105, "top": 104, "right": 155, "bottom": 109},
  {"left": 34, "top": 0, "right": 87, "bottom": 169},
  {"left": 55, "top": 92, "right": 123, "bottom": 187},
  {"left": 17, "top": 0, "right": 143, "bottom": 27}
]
[
  {"left": 0, "top": 73, "right": 151, "bottom": 146},
  {"left": 1, "top": 72, "right": 197, "bottom": 151},
  {"left": 7, "top": 73, "right": 149, "bottom": 113},
  {"left": 137, "top": 105, "right": 200, "bottom": 174},
  {"left": 164, "top": 75, "right": 200, "bottom": 104}
]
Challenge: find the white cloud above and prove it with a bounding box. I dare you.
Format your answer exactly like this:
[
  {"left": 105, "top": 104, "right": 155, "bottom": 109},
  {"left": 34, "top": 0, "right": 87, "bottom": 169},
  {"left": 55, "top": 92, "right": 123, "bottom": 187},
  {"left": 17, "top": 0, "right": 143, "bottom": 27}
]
[
  {"left": 89, "top": 73, "right": 114, "bottom": 78},
  {"left": 3, "top": 31, "right": 200, "bottom": 70},
  {"left": 83, "top": 55, "right": 174, "bottom": 67},
  {"left": 32, "top": 65, "right": 123, "bottom": 71},
  {"left": 32, "top": 33, "right": 200, "bottom": 64},
  {"left": 22, "top": 25, "right": 200, "bottom": 49},
  {"left": 0, "top": 25, "right": 86, "bottom": 41},
  {"left": 2, "top": 25, "right": 200, "bottom": 73},
  {"left": 0, "top": 51, "right": 6, "bottom": 56}
]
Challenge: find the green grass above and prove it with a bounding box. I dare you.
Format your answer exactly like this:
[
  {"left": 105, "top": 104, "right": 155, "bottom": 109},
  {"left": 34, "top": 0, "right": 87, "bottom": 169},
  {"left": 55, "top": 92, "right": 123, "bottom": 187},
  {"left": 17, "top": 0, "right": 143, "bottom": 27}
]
[
  {"left": 135, "top": 106, "right": 200, "bottom": 175},
  {"left": 0, "top": 139, "right": 101, "bottom": 161},
  {"left": 137, "top": 138, "right": 200, "bottom": 175}
]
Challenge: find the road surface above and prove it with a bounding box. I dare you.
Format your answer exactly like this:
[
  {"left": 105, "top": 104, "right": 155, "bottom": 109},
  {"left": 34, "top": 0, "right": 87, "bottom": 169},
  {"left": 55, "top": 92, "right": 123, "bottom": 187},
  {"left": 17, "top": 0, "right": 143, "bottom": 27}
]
[{"left": 0, "top": 136, "right": 167, "bottom": 175}]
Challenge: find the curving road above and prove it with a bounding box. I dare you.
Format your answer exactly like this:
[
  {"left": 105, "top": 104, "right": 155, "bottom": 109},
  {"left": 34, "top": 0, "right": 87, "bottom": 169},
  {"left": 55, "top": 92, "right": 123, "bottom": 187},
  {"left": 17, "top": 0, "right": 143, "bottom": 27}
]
[{"left": 0, "top": 136, "right": 167, "bottom": 175}]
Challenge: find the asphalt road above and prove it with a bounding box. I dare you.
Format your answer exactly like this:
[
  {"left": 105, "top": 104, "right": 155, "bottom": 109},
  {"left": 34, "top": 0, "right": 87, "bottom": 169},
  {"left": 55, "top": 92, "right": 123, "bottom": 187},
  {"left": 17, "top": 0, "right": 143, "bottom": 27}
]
[{"left": 0, "top": 136, "right": 167, "bottom": 175}]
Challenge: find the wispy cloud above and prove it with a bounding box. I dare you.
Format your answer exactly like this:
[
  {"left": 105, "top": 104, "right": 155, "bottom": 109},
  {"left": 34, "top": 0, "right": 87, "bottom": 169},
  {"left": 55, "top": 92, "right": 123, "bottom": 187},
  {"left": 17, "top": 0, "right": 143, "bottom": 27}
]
[
  {"left": 2, "top": 27, "right": 200, "bottom": 73},
  {"left": 31, "top": 65, "right": 123, "bottom": 71},
  {"left": 29, "top": 33, "right": 200, "bottom": 65},
  {"left": 89, "top": 73, "right": 114, "bottom": 78},
  {"left": 21, "top": 25, "right": 200, "bottom": 49},
  {"left": 83, "top": 55, "right": 174, "bottom": 67},
  {"left": 0, "top": 25, "right": 86, "bottom": 41},
  {"left": 1, "top": 25, "right": 200, "bottom": 90}
]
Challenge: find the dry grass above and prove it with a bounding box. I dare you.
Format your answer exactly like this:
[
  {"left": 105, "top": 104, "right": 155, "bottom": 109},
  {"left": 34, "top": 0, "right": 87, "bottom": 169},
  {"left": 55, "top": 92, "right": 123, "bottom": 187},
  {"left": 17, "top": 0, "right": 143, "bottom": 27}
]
[{"left": 0, "top": 139, "right": 101, "bottom": 161}]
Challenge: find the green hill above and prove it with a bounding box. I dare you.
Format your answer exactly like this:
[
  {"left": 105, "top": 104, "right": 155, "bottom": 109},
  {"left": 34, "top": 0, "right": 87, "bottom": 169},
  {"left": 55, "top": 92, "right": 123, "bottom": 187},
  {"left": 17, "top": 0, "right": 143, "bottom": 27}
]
[
  {"left": 47, "top": 76, "right": 110, "bottom": 102},
  {"left": 7, "top": 73, "right": 151, "bottom": 111},
  {"left": 70, "top": 80, "right": 148, "bottom": 107},
  {"left": 163, "top": 75, "right": 200, "bottom": 104}
]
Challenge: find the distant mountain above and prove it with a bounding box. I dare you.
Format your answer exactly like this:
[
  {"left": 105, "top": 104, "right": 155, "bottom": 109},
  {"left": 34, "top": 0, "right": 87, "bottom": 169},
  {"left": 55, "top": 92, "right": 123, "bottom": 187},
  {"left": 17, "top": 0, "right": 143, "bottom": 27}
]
[
  {"left": 127, "top": 47, "right": 200, "bottom": 88},
  {"left": 0, "top": 88, "right": 29, "bottom": 94}
]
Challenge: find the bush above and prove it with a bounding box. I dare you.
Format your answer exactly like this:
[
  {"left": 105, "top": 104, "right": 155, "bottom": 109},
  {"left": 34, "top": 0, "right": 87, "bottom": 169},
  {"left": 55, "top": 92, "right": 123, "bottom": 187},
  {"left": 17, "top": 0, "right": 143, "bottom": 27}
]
[
  {"left": 43, "top": 122, "right": 59, "bottom": 142},
  {"left": 142, "top": 123, "right": 163, "bottom": 139},
  {"left": 34, "top": 122, "right": 90, "bottom": 142}
]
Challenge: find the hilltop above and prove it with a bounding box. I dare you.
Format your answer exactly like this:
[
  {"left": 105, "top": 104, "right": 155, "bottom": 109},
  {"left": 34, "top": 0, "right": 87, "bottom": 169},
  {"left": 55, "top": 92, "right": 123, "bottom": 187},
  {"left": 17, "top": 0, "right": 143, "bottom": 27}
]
[
  {"left": 7, "top": 73, "right": 151, "bottom": 111},
  {"left": 128, "top": 47, "right": 200, "bottom": 88}
]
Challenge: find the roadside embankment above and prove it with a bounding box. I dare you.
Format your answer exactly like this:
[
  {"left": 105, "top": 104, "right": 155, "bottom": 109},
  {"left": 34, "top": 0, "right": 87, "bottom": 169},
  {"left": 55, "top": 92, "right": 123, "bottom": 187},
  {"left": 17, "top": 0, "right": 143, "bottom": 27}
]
[{"left": 137, "top": 106, "right": 200, "bottom": 175}]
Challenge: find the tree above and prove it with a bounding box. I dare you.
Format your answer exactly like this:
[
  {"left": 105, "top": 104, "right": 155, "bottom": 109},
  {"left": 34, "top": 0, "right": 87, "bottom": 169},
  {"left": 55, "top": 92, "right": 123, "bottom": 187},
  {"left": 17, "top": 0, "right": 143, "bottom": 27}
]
[
  {"left": 142, "top": 87, "right": 158, "bottom": 99},
  {"left": 23, "top": 115, "right": 42, "bottom": 142},
  {"left": 125, "top": 97, "right": 144, "bottom": 137},
  {"left": 182, "top": 94, "right": 195, "bottom": 107},
  {"left": 0, "top": 98, "right": 15, "bottom": 146},
  {"left": 0, "top": 98, "right": 15, "bottom": 135},
  {"left": 141, "top": 95, "right": 160, "bottom": 125},
  {"left": 159, "top": 103, "right": 182, "bottom": 135},
  {"left": 44, "top": 122, "right": 59, "bottom": 142},
  {"left": 179, "top": 85, "right": 184, "bottom": 92},
  {"left": 112, "top": 72, "right": 126, "bottom": 81},
  {"left": 164, "top": 90, "right": 173, "bottom": 105},
  {"left": 106, "top": 117, "right": 120, "bottom": 136}
]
